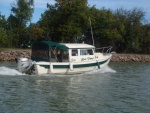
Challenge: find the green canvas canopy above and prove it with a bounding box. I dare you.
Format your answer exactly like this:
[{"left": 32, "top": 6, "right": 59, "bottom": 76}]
[
  {"left": 32, "top": 41, "right": 68, "bottom": 51},
  {"left": 31, "top": 41, "right": 68, "bottom": 62}
]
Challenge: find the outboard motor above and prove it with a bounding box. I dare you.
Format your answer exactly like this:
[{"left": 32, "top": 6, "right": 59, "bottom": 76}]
[{"left": 17, "top": 57, "right": 33, "bottom": 74}]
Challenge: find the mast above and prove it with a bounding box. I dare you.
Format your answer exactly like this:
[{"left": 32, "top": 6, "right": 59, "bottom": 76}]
[{"left": 89, "top": 17, "right": 94, "bottom": 46}]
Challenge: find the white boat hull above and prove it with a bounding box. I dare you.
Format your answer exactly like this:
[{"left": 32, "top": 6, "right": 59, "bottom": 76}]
[{"left": 33, "top": 56, "right": 111, "bottom": 75}]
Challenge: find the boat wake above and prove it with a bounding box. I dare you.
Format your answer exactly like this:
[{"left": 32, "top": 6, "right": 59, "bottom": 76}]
[
  {"left": 0, "top": 65, "right": 116, "bottom": 76},
  {"left": 99, "top": 65, "right": 116, "bottom": 73},
  {"left": 0, "top": 66, "right": 24, "bottom": 76},
  {"left": 83, "top": 65, "right": 116, "bottom": 75}
]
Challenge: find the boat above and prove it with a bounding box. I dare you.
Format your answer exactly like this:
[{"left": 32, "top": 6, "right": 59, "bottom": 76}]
[{"left": 17, "top": 41, "right": 113, "bottom": 75}]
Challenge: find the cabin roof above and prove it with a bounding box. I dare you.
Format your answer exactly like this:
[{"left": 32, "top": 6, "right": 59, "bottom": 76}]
[
  {"left": 32, "top": 41, "right": 95, "bottom": 51},
  {"left": 61, "top": 43, "right": 95, "bottom": 49}
]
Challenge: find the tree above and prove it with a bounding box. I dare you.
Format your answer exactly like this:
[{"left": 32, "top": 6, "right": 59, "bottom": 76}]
[
  {"left": 7, "top": 0, "right": 34, "bottom": 47},
  {"left": 88, "top": 7, "right": 120, "bottom": 49},
  {"left": 114, "top": 8, "right": 145, "bottom": 53},
  {"left": 27, "top": 23, "right": 45, "bottom": 41},
  {"left": 0, "top": 28, "right": 7, "bottom": 47},
  {"left": 140, "top": 24, "right": 150, "bottom": 53},
  {"left": 39, "top": 0, "right": 89, "bottom": 42},
  {"left": 0, "top": 13, "right": 8, "bottom": 47},
  {"left": 0, "top": 13, "right": 7, "bottom": 28}
]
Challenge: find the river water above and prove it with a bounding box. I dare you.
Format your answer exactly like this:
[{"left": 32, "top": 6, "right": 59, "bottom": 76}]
[{"left": 0, "top": 61, "right": 150, "bottom": 113}]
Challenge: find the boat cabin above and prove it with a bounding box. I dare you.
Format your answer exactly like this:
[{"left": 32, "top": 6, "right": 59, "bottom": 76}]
[{"left": 31, "top": 41, "right": 95, "bottom": 63}]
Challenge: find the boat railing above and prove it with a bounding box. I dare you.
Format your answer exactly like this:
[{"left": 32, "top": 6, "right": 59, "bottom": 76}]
[{"left": 95, "top": 46, "right": 112, "bottom": 54}]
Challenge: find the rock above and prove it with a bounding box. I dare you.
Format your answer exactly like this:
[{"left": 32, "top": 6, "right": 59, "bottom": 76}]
[
  {"left": 0, "top": 50, "right": 31, "bottom": 61},
  {"left": 111, "top": 54, "right": 150, "bottom": 62},
  {"left": 0, "top": 50, "right": 150, "bottom": 62}
]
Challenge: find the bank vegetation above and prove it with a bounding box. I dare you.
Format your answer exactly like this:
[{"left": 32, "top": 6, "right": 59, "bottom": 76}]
[{"left": 0, "top": 0, "right": 150, "bottom": 54}]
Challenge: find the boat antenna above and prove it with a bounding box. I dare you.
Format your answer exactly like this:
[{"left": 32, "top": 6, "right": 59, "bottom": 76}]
[{"left": 89, "top": 17, "right": 94, "bottom": 46}]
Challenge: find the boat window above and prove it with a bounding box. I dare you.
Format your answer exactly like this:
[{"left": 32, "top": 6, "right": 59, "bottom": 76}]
[
  {"left": 56, "top": 48, "right": 69, "bottom": 62},
  {"left": 56, "top": 48, "right": 63, "bottom": 62},
  {"left": 87, "top": 49, "right": 94, "bottom": 55},
  {"left": 80, "top": 49, "right": 88, "bottom": 55},
  {"left": 31, "top": 44, "right": 49, "bottom": 61},
  {"left": 72, "top": 49, "right": 78, "bottom": 56},
  {"left": 63, "top": 51, "right": 69, "bottom": 60},
  {"left": 80, "top": 49, "right": 93, "bottom": 55},
  {"left": 50, "top": 47, "right": 56, "bottom": 58}
]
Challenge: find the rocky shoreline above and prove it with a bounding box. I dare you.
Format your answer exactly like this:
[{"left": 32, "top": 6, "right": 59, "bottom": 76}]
[
  {"left": 111, "top": 54, "right": 150, "bottom": 62},
  {"left": 0, "top": 50, "right": 31, "bottom": 61},
  {"left": 0, "top": 50, "right": 150, "bottom": 62}
]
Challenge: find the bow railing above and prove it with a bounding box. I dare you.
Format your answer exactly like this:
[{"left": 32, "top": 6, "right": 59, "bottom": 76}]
[{"left": 95, "top": 46, "right": 113, "bottom": 54}]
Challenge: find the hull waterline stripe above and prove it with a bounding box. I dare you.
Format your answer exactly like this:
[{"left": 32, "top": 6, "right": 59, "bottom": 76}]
[{"left": 40, "top": 59, "right": 108, "bottom": 69}]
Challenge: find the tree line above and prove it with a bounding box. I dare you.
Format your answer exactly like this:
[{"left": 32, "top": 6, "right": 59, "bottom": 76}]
[{"left": 0, "top": 0, "right": 150, "bottom": 54}]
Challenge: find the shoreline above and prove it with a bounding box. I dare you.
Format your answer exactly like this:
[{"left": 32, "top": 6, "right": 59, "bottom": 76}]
[
  {"left": 111, "top": 54, "right": 150, "bottom": 62},
  {"left": 0, "top": 50, "right": 150, "bottom": 62}
]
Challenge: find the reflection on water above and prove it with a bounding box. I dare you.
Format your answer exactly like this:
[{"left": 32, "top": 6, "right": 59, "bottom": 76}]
[{"left": 0, "top": 62, "right": 150, "bottom": 113}]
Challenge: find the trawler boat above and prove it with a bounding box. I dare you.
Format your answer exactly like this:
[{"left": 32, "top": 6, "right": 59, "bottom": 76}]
[{"left": 17, "top": 41, "right": 113, "bottom": 75}]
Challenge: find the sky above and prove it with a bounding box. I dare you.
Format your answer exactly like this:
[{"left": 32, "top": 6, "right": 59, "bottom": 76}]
[{"left": 0, "top": 0, "right": 150, "bottom": 23}]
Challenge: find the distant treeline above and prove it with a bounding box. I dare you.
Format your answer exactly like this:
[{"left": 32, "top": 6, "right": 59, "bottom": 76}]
[{"left": 0, "top": 0, "right": 150, "bottom": 54}]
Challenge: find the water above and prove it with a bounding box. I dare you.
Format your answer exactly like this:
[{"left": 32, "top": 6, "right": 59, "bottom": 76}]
[{"left": 0, "top": 61, "right": 150, "bottom": 113}]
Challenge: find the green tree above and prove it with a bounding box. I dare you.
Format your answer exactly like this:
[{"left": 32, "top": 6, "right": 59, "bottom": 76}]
[
  {"left": 39, "top": 0, "right": 89, "bottom": 42},
  {"left": 114, "top": 8, "right": 145, "bottom": 53},
  {"left": 0, "top": 13, "right": 8, "bottom": 47},
  {"left": 0, "top": 13, "right": 7, "bottom": 28},
  {"left": 140, "top": 24, "right": 150, "bottom": 53},
  {"left": 88, "top": 7, "right": 120, "bottom": 49},
  {"left": 0, "top": 28, "right": 7, "bottom": 47},
  {"left": 125, "top": 8, "right": 144, "bottom": 53},
  {"left": 27, "top": 23, "right": 45, "bottom": 41},
  {"left": 7, "top": 0, "right": 34, "bottom": 47}
]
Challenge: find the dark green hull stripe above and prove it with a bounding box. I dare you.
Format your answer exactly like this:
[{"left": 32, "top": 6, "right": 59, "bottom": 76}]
[{"left": 40, "top": 59, "right": 108, "bottom": 69}]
